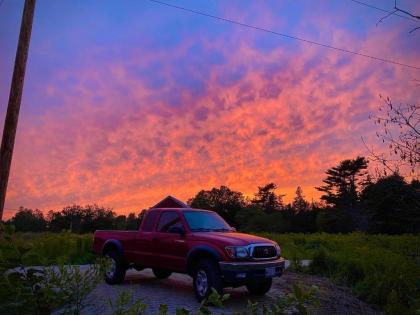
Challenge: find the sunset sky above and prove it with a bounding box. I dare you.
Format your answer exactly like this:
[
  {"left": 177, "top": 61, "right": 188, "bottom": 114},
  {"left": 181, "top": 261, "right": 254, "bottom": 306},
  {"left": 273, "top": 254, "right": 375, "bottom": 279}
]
[{"left": 0, "top": 0, "right": 419, "bottom": 219}]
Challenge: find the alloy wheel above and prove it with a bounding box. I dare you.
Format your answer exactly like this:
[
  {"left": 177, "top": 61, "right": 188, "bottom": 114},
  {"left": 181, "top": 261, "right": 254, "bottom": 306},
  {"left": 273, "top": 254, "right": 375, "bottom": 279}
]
[{"left": 196, "top": 270, "right": 208, "bottom": 297}]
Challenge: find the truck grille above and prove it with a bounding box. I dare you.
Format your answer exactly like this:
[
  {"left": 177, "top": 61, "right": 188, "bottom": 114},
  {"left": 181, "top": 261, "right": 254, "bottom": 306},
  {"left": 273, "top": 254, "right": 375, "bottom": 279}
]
[{"left": 252, "top": 245, "right": 277, "bottom": 259}]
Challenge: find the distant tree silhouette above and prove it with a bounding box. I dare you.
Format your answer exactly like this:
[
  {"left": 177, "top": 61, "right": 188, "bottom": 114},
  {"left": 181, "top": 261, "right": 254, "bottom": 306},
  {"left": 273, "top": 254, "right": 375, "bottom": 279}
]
[
  {"left": 188, "top": 186, "right": 245, "bottom": 226},
  {"left": 252, "top": 183, "right": 284, "bottom": 213},
  {"left": 316, "top": 156, "right": 368, "bottom": 208},
  {"left": 316, "top": 207, "right": 353, "bottom": 233},
  {"left": 126, "top": 212, "right": 142, "bottom": 230},
  {"left": 5, "top": 173, "right": 417, "bottom": 235},
  {"left": 9, "top": 207, "right": 46, "bottom": 232},
  {"left": 316, "top": 156, "right": 369, "bottom": 231},
  {"left": 48, "top": 204, "right": 116, "bottom": 233},
  {"left": 361, "top": 174, "right": 420, "bottom": 234},
  {"left": 292, "top": 186, "right": 310, "bottom": 213}
]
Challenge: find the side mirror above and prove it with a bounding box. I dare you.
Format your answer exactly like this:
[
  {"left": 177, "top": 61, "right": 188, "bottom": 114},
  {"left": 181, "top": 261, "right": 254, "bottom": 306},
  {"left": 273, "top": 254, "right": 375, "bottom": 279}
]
[
  {"left": 168, "top": 226, "right": 185, "bottom": 235},
  {"left": 231, "top": 227, "right": 237, "bottom": 232}
]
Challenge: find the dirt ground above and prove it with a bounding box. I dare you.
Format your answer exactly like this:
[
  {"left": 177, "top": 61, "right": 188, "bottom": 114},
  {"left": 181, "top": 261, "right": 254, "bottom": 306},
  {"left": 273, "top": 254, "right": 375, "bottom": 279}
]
[{"left": 83, "top": 268, "right": 382, "bottom": 314}]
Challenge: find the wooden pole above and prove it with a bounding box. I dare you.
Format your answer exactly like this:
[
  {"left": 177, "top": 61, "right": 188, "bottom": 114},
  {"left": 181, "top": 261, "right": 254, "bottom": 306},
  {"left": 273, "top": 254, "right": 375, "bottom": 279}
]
[{"left": 0, "top": 0, "right": 36, "bottom": 220}]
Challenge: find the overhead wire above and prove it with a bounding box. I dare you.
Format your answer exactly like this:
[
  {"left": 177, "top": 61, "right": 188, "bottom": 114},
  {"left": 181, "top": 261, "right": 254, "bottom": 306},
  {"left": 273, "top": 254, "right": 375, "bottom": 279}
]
[{"left": 147, "top": 0, "right": 420, "bottom": 71}]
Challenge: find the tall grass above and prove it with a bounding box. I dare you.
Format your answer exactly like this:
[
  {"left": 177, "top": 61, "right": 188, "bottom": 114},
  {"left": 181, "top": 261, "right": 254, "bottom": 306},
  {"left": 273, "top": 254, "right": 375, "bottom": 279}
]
[
  {"left": 261, "top": 232, "right": 420, "bottom": 314},
  {"left": 0, "top": 231, "right": 94, "bottom": 266}
]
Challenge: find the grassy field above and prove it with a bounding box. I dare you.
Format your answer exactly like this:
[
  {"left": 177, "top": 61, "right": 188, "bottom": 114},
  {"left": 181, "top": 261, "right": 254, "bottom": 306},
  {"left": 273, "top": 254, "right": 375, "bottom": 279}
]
[
  {"left": 1, "top": 231, "right": 419, "bottom": 313},
  {"left": 0, "top": 231, "right": 94, "bottom": 266},
  {"left": 261, "top": 232, "right": 420, "bottom": 314}
]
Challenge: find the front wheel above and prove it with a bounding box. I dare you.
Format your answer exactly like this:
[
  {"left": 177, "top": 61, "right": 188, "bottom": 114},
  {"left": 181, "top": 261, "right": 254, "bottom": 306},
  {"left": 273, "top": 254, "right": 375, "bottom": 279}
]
[
  {"left": 104, "top": 250, "right": 126, "bottom": 285},
  {"left": 246, "top": 278, "right": 272, "bottom": 295},
  {"left": 193, "top": 259, "right": 223, "bottom": 302}
]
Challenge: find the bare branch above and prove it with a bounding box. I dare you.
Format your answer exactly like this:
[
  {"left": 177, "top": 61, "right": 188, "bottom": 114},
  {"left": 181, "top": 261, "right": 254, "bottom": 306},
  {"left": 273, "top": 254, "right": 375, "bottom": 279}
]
[
  {"left": 394, "top": 5, "right": 420, "bottom": 20},
  {"left": 376, "top": 9, "right": 398, "bottom": 26},
  {"left": 409, "top": 26, "right": 420, "bottom": 34},
  {"left": 365, "top": 96, "right": 419, "bottom": 176},
  {"left": 361, "top": 136, "right": 400, "bottom": 175},
  {"left": 375, "top": 0, "right": 420, "bottom": 33}
]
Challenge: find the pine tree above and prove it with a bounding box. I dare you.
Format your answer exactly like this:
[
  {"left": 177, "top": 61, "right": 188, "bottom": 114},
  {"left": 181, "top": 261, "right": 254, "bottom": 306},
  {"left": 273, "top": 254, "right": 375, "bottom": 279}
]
[
  {"left": 316, "top": 156, "right": 368, "bottom": 207},
  {"left": 292, "top": 186, "right": 309, "bottom": 213},
  {"left": 252, "top": 183, "right": 284, "bottom": 213}
]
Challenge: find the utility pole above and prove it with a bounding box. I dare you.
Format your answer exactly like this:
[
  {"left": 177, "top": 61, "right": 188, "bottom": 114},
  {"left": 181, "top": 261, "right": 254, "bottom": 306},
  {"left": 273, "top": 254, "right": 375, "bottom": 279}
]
[{"left": 0, "top": 0, "right": 36, "bottom": 220}]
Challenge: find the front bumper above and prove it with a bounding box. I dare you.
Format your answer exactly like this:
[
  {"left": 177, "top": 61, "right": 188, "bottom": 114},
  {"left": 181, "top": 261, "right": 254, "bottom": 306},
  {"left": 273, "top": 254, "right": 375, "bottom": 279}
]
[{"left": 219, "top": 257, "right": 285, "bottom": 284}]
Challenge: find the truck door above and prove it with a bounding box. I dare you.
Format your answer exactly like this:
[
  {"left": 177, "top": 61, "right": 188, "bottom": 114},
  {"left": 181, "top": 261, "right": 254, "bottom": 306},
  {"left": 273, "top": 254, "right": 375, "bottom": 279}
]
[
  {"left": 153, "top": 211, "right": 189, "bottom": 271},
  {"left": 134, "top": 210, "right": 159, "bottom": 266}
]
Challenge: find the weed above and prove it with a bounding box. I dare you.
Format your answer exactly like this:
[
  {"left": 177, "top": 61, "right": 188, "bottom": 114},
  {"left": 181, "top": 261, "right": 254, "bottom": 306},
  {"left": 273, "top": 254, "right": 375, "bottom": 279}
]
[{"left": 108, "top": 290, "right": 147, "bottom": 315}]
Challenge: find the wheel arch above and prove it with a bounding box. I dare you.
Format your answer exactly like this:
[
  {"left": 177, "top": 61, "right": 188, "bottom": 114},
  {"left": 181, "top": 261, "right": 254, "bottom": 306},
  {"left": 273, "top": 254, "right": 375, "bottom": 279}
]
[
  {"left": 186, "top": 246, "right": 222, "bottom": 276},
  {"left": 102, "top": 239, "right": 124, "bottom": 257}
]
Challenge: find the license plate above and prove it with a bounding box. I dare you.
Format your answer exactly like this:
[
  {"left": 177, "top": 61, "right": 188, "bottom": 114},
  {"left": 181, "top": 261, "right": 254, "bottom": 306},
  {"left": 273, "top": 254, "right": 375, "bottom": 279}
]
[{"left": 265, "top": 267, "right": 276, "bottom": 277}]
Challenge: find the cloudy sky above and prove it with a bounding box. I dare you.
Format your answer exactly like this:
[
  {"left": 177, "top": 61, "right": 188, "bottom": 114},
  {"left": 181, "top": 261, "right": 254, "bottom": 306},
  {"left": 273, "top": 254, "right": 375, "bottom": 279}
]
[{"left": 0, "top": 0, "right": 419, "bottom": 218}]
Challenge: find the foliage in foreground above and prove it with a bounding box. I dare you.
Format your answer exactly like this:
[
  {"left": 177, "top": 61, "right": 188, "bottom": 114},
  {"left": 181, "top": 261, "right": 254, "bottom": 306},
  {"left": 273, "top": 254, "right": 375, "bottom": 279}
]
[
  {"left": 0, "top": 224, "right": 104, "bottom": 314},
  {"left": 262, "top": 232, "right": 420, "bottom": 314},
  {"left": 108, "top": 286, "right": 319, "bottom": 315},
  {"left": 1, "top": 228, "right": 419, "bottom": 313}
]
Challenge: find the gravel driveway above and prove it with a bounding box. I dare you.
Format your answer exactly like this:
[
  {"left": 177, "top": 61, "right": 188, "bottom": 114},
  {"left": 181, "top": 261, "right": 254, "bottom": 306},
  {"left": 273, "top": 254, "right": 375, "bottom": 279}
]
[{"left": 83, "top": 265, "right": 381, "bottom": 315}]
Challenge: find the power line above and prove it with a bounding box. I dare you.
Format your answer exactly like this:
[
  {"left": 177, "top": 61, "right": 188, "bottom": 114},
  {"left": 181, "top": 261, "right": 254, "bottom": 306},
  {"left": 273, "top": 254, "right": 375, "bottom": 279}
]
[
  {"left": 147, "top": 0, "right": 420, "bottom": 71},
  {"left": 349, "top": 0, "right": 419, "bottom": 23}
]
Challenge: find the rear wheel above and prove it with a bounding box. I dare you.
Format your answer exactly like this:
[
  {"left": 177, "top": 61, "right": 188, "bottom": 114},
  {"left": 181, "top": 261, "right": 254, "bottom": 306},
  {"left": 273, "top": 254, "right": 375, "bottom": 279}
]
[
  {"left": 193, "top": 259, "right": 223, "bottom": 302},
  {"left": 152, "top": 268, "right": 172, "bottom": 279},
  {"left": 104, "top": 250, "right": 126, "bottom": 285},
  {"left": 246, "top": 278, "right": 272, "bottom": 295}
]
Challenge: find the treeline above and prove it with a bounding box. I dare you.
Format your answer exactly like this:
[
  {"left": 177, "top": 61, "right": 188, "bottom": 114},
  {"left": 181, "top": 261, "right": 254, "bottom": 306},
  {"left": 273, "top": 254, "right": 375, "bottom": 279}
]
[
  {"left": 5, "top": 156, "right": 420, "bottom": 234},
  {"left": 6, "top": 205, "right": 143, "bottom": 233},
  {"left": 190, "top": 157, "right": 419, "bottom": 234}
]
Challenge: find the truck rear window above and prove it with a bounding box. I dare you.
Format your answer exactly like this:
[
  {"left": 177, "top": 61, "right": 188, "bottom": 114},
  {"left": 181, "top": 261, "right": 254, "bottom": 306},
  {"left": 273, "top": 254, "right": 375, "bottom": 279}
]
[{"left": 142, "top": 211, "right": 158, "bottom": 232}]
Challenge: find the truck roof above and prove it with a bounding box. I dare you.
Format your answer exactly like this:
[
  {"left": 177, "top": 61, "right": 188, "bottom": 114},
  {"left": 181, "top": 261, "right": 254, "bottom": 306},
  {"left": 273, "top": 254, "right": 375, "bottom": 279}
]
[{"left": 148, "top": 207, "right": 212, "bottom": 213}]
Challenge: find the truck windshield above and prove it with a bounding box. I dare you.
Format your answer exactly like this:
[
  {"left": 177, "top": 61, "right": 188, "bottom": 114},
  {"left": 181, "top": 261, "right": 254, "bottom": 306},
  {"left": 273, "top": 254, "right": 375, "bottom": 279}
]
[{"left": 183, "top": 211, "right": 233, "bottom": 232}]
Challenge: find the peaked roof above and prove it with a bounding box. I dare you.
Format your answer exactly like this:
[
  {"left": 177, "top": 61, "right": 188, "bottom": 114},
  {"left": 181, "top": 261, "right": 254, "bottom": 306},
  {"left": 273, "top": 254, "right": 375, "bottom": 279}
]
[{"left": 151, "top": 195, "right": 190, "bottom": 209}]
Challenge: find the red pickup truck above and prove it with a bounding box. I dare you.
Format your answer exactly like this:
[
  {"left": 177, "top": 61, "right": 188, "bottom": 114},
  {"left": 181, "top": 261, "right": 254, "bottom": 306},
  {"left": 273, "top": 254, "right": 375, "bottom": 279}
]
[{"left": 93, "top": 201, "right": 285, "bottom": 301}]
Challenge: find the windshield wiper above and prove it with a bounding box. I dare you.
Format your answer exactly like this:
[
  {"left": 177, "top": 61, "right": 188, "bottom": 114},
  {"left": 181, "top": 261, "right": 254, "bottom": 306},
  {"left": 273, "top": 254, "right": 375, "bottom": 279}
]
[
  {"left": 191, "top": 228, "right": 213, "bottom": 232},
  {"left": 212, "top": 228, "right": 231, "bottom": 232}
]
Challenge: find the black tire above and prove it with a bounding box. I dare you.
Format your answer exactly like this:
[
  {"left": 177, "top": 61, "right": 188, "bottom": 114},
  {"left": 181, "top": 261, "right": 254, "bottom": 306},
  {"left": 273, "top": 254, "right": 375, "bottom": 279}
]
[
  {"left": 104, "top": 250, "right": 126, "bottom": 285},
  {"left": 193, "top": 259, "right": 223, "bottom": 302},
  {"left": 246, "top": 278, "right": 273, "bottom": 295},
  {"left": 152, "top": 268, "right": 172, "bottom": 279}
]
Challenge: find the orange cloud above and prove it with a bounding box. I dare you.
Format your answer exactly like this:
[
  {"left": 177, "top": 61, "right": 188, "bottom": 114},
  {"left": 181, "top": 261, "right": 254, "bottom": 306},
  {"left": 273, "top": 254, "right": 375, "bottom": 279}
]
[{"left": 1, "top": 1, "right": 419, "bottom": 219}]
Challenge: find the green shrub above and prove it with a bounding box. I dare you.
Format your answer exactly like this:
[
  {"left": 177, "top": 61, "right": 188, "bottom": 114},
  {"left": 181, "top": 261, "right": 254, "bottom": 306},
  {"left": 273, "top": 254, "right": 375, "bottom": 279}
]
[
  {"left": 0, "top": 224, "right": 103, "bottom": 315},
  {"left": 0, "top": 231, "right": 95, "bottom": 266},
  {"left": 265, "top": 232, "right": 420, "bottom": 313},
  {"left": 108, "top": 290, "right": 147, "bottom": 315}
]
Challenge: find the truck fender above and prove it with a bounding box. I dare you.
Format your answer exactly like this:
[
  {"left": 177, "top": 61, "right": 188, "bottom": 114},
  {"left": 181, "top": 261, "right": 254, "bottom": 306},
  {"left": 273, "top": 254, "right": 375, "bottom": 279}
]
[
  {"left": 186, "top": 246, "right": 222, "bottom": 276},
  {"left": 102, "top": 239, "right": 124, "bottom": 257}
]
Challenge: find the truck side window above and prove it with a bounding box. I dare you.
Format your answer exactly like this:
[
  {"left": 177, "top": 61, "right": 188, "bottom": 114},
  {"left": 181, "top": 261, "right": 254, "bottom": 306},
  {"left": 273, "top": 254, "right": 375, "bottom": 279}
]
[
  {"left": 157, "top": 212, "right": 183, "bottom": 233},
  {"left": 142, "top": 211, "right": 158, "bottom": 232}
]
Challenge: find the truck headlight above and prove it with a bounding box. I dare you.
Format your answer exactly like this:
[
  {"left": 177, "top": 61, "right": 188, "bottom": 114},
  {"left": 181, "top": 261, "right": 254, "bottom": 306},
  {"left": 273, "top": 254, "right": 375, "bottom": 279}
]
[
  {"left": 275, "top": 244, "right": 281, "bottom": 256},
  {"left": 225, "top": 246, "right": 249, "bottom": 259}
]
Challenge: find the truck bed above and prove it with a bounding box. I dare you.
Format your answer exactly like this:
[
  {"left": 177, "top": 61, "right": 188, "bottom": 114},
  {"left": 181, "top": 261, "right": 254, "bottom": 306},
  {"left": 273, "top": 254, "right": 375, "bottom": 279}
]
[{"left": 92, "top": 230, "right": 138, "bottom": 255}]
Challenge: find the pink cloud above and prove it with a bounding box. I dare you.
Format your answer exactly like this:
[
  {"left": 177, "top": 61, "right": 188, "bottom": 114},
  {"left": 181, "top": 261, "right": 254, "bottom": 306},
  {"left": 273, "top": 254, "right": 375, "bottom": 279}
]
[{"left": 2, "top": 1, "right": 419, "bottom": 219}]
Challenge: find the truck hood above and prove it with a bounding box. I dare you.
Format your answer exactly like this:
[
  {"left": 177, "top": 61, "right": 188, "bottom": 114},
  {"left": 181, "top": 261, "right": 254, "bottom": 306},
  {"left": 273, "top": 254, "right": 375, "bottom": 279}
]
[{"left": 192, "top": 231, "right": 275, "bottom": 246}]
